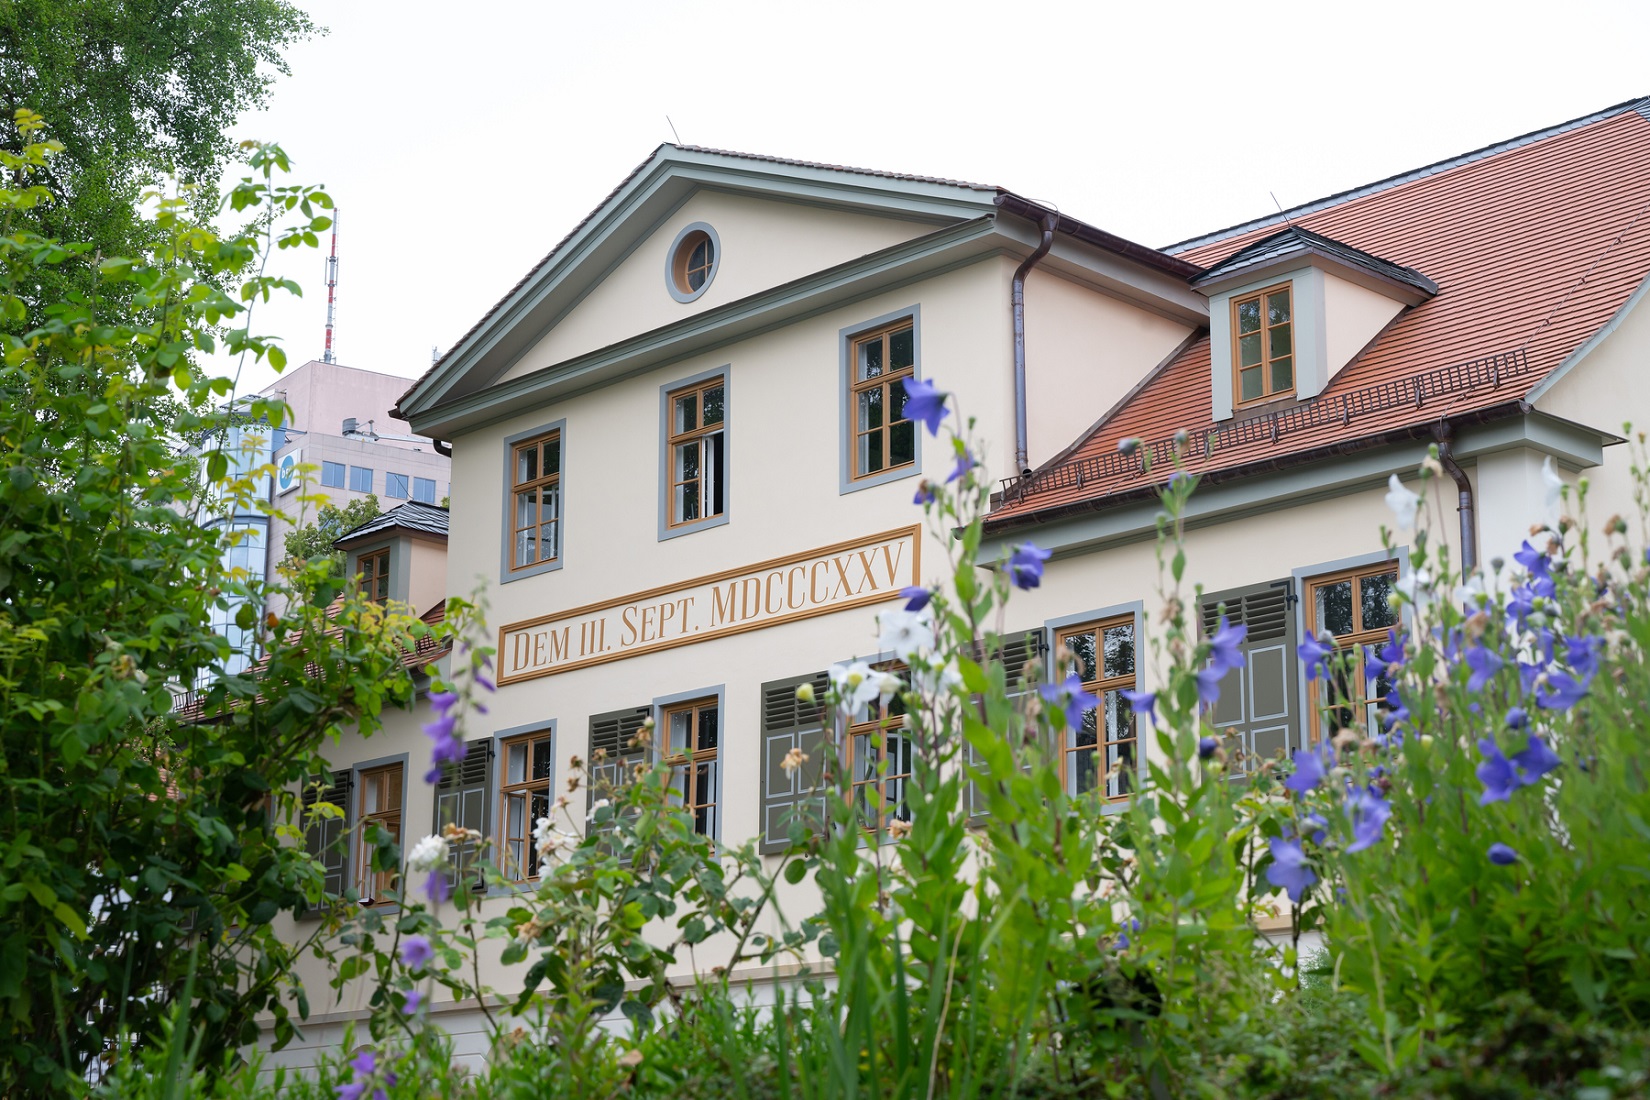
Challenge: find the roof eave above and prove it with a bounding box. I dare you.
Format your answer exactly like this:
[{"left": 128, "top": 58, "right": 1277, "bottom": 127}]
[
  {"left": 981, "top": 400, "right": 1534, "bottom": 536},
  {"left": 994, "top": 193, "right": 1203, "bottom": 281}
]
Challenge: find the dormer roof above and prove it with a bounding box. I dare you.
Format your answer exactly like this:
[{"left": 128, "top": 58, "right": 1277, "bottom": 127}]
[
  {"left": 1191, "top": 225, "right": 1437, "bottom": 304},
  {"left": 988, "top": 94, "right": 1650, "bottom": 530},
  {"left": 333, "top": 501, "right": 450, "bottom": 549}
]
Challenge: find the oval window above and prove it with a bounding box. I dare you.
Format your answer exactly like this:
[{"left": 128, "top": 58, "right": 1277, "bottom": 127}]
[{"left": 666, "top": 223, "right": 719, "bottom": 302}]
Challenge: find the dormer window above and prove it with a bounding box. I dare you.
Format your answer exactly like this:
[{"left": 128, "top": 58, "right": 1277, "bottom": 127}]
[
  {"left": 1195, "top": 226, "right": 1436, "bottom": 422},
  {"left": 1232, "top": 284, "right": 1294, "bottom": 406},
  {"left": 359, "top": 548, "right": 390, "bottom": 603}
]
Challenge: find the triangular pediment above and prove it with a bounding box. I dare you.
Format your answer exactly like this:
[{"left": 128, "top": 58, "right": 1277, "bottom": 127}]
[{"left": 397, "top": 146, "right": 1007, "bottom": 421}]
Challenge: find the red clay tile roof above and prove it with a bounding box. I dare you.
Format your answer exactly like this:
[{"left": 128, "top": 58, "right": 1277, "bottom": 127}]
[{"left": 989, "top": 100, "right": 1650, "bottom": 528}]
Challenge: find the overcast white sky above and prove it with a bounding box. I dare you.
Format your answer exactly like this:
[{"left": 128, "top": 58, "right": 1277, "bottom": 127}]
[{"left": 215, "top": 0, "right": 1650, "bottom": 403}]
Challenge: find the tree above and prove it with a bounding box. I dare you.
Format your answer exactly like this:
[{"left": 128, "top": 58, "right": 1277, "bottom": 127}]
[
  {"left": 0, "top": 0, "right": 318, "bottom": 306},
  {"left": 0, "top": 115, "right": 426, "bottom": 1092},
  {"left": 285, "top": 493, "right": 383, "bottom": 578}
]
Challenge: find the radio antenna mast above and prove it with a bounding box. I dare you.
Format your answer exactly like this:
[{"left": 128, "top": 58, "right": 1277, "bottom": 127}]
[{"left": 322, "top": 210, "right": 341, "bottom": 363}]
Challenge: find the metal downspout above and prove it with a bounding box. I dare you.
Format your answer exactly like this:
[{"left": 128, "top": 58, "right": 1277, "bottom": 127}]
[
  {"left": 1011, "top": 211, "right": 1058, "bottom": 478},
  {"left": 1432, "top": 421, "right": 1477, "bottom": 575},
  {"left": 432, "top": 439, "right": 453, "bottom": 458}
]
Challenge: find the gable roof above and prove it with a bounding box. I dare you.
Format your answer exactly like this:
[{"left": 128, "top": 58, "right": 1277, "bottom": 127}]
[
  {"left": 334, "top": 500, "right": 449, "bottom": 548},
  {"left": 1192, "top": 225, "right": 1437, "bottom": 300},
  {"left": 988, "top": 95, "right": 1650, "bottom": 529},
  {"left": 394, "top": 145, "right": 1199, "bottom": 428}
]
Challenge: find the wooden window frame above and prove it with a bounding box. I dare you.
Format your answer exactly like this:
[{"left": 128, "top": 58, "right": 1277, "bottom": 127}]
[
  {"left": 355, "top": 763, "right": 403, "bottom": 904},
  {"left": 358, "top": 548, "right": 390, "bottom": 603},
  {"left": 671, "top": 230, "right": 716, "bottom": 295},
  {"left": 509, "top": 430, "right": 561, "bottom": 573},
  {"left": 848, "top": 320, "right": 917, "bottom": 482},
  {"left": 1053, "top": 616, "right": 1138, "bottom": 803},
  {"left": 661, "top": 698, "right": 720, "bottom": 837},
  {"left": 1303, "top": 561, "right": 1401, "bottom": 744},
  {"left": 498, "top": 731, "right": 554, "bottom": 882},
  {"left": 1230, "top": 282, "right": 1295, "bottom": 409},
  {"left": 845, "top": 663, "right": 913, "bottom": 831},
  {"left": 665, "top": 377, "right": 727, "bottom": 529}
]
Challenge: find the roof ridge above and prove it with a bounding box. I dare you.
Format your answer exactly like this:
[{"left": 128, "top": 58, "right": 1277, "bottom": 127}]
[
  {"left": 670, "top": 143, "right": 1003, "bottom": 192},
  {"left": 1162, "top": 94, "right": 1650, "bottom": 255}
]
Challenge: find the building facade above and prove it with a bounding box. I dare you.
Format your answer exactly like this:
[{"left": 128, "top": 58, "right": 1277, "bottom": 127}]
[{"left": 263, "top": 96, "right": 1650, "bottom": 1069}]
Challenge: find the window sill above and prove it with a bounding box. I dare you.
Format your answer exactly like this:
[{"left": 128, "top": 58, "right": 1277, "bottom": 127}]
[
  {"left": 658, "top": 512, "right": 729, "bottom": 543},
  {"left": 502, "top": 557, "right": 563, "bottom": 585},
  {"left": 841, "top": 462, "right": 919, "bottom": 497}
]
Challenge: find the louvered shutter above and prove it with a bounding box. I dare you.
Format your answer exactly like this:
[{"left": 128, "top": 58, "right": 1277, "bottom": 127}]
[
  {"left": 434, "top": 739, "right": 492, "bottom": 890},
  {"left": 1200, "top": 581, "right": 1300, "bottom": 770},
  {"left": 588, "top": 706, "right": 650, "bottom": 819},
  {"left": 967, "top": 630, "right": 1042, "bottom": 819},
  {"left": 758, "top": 671, "right": 830, "bottom": 854},
  {"left": 301, "top": 770, "right": 352, "bottom": 911}
]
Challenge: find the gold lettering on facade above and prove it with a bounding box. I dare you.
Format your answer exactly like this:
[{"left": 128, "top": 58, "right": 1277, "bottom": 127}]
[{"left": 497, "top": 526, "right": 921, "bottom": 683}]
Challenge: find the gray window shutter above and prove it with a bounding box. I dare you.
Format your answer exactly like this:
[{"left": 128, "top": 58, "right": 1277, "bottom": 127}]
[
  {"left": 968, "top": 630, "right": 1042, "bottom": 819},
  {"left": 434, "top": 739, "right": 492, "bottom": 890},
  {"left": 758, "top": 671, "right": 830, "bottom": 855},
  {"left": 1200, "top": 581, "right": 1300, "bottom": 768},
  {"left": 588, "top": 706, "right": 650, "bottom": 819},
  {"left": 302, "top": 770, "right": 352, "bottom": 909}
]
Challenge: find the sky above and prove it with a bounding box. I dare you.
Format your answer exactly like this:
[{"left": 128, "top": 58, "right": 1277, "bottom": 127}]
[{"left": 213, "top": 0, "right": 1650, "bottom": 403}]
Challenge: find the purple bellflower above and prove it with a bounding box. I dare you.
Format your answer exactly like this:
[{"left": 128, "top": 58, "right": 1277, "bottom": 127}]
[
  {"left": 1209, "top": 616, "right": 1248, "bottom": 674},
  {"left": 402, "top": 990, "right": 422, "bottom": 1016},
  {"left": 424, "top": 870, "right": 451, "bottom": 905},
  {"left": 1113, "top": 916, "right": 1141, "bottom": 950},
  {"left": 1464, "top": 643, "right": 1504, "bottom": 692},
  {"left": 1476, "top": 738, "right": 1519, "bottom": 804},
  {"left": 1298, "top": 631, "right": 1335, "bottom": 682},
  {"left": 399, "top": 935, "right": 434, "bottom": 971},
  {"left": 1505, "top": 706, "right": 1528, "bottom": 730},
  {"left": 899, "top": 586, "right": 933, "bottom": 612},
  {"left": 1266, "top": 836, "right": 1317, "bottom": 903},
  {"left": 1039, "top": 674, "right": 1100, "bottom": 732},
  {"left": 1197, "top": 736, "right": 1218, "bottom": 760},
  {"left": 1376, "top": 628, "right": 1407, "bottom": 671},
  {"left": 1537, "top": 670, "right": 1589, "bottom": 711},
  {"left": 1194, "top": 665, "right": 1225, "bottom": 708},
  {"left": 1511, "top": 733, "right": 1562, "bottom": 784},
  {"left": 1514, "top": 539, "right": 1551, "bottom": 579},
  {"left": 945, "top": 448, "right": 975, "bottom": 484},
  {"left": 900, "top": 376, "right": 949, "bottom": 436},
  {"left": 1487, "top": 842, "right": 1519, "bottom": 866},
  {"left": 1121, "top": 688, "right": 1158, "bottom": 727},
  {"left": 913, "top": 480, "right": 937, "bottom": 506},
  {"left": 1565, "top": 634, "right": 1605, "bottom": 680},
  {"left": 1284, "top": 745, "right": 1327, "bottom": 794},
  {"left": 1345, "top": 786, "right": 1392, "bottom": 853},
  {"left": 1007, "top": 543, "right": 1052, "bottom": 591}
]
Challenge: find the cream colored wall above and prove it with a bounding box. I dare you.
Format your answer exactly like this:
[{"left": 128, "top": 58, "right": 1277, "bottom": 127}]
[
  {"left": 1532, "top": 281, "right": 1650, "bottom": 547},
  {"left": 1022, "top": 268, "right": 1194, "bottom": 470},
  {"left": 407, "top": 537, "right": 447, "bottom": 618},
  {"left": 500, "top": 192, "right": 941, "bottom": 380},
  {"left": 1322, "top": 272, "right": 1404, "bottom": 382}
]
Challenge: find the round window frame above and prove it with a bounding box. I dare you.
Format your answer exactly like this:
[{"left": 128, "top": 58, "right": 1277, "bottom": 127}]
[{"left": 665, "top": 222, "right": 720, "bottom": 303}]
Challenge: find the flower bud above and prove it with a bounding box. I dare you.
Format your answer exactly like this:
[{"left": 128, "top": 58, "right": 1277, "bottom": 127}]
[{"left": 795, "top": 682, "right": 815, "bottom": 704}]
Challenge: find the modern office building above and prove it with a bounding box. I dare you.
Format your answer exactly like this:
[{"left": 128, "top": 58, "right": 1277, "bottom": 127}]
[{"left": 199, "top": 360, "right": 453, "bottom": 671}]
